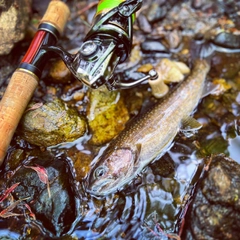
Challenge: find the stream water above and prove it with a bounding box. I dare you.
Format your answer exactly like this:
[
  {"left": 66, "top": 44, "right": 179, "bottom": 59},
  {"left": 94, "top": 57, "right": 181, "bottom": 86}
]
[{"left": 0, "top": 0, "right": 240, "bottom": 239}]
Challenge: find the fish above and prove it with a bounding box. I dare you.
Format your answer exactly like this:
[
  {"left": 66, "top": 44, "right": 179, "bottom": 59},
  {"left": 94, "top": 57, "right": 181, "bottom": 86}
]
[{"left": 87, "top": 59, "right": 210, "bottom": 196}]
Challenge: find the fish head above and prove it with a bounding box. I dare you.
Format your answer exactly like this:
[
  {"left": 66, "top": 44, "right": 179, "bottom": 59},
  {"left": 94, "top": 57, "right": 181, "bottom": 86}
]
[{"left": 87, "top": 144, "right": 141, "bottom": 196}]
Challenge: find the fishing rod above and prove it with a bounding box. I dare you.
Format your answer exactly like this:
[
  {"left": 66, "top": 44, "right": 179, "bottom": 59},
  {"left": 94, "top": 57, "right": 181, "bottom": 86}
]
[
  {"left": 0, "top": 0, "right": 159, "bottom": 165},
  {"left": 0, "top": 1, "right": 70, "bottom": 165}
]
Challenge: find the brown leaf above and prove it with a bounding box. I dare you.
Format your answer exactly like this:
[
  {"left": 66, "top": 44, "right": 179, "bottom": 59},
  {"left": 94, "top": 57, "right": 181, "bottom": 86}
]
[
  {"left": 0, "top": 212, "right": 22, "bottom": 218},
  {"left": 25, "top": 102, "right": 43, "bottom": 113}
]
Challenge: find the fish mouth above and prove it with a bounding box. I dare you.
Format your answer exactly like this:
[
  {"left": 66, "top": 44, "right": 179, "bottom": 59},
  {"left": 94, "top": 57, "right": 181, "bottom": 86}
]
[{"left": 87, "top": 178, "right": 116, "bottom": 196}]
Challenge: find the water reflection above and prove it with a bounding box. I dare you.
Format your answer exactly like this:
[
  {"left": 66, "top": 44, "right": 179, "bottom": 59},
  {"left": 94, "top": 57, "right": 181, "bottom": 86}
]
[
  {"left": 228, "top": 136, "right": 240, "bottom": 164},
  {"left": 0, "top": 229, "right": 20, "bottom": 239}
]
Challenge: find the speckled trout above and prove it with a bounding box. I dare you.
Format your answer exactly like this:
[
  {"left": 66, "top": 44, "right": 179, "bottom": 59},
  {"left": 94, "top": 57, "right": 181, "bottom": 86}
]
[{"left": 87, "top": 59, "right": 210, "bottom": 196}]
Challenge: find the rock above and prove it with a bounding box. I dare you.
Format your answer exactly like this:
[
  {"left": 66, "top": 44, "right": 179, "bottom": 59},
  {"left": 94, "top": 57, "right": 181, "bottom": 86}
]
[
  {"left": 6, "top": 151, "right": 81, "bottom": 237},
  {"left": 155, "top": 58, "right": 190, "bottom": 83},
  {"left": 146, "top": 2, "right": 167, "bottom": 23},
  {"left": 18, "top": 98, "right": 86, "bottom": 147},
  {"left": 182, "top": 154, "right": 240, "bottom": 240},
  {"left": 150, "top": 153, "right": 175, "bottom": 177},
  {"left": 137, "top": 14, "right": 152, "bottom": 33},
  {"left": 0, "top": 56, "right": 15, "bottom": 87},
  {"left": 0, "top": 0, "right": 31, "bottom": 55},
  {"left": 87, "top": 86, "right": 129, "bottom": 145},
  {"left": 162, "top": 2, "right": 217, "bottom": 36},
  {"left": 213, "top": 32, "right": 240, "bottom": 49},
  {"left": 141, "top": 39, "right": 168, "bottom": 53},
  {"left": 48, "top": 59, "right": 73, "bottom": 84},
  {"left": 164, "top": 29, "right": 182, "bottom": 49}
]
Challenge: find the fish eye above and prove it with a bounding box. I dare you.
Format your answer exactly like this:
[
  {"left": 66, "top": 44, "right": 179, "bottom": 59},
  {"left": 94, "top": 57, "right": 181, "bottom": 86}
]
[{"left": 94, "top": 166, "right": 108, "bottom": 179}]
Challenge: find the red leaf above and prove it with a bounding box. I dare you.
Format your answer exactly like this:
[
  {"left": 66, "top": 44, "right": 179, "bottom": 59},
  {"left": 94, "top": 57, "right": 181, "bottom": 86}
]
[
  {"left": 24, "top": 165, "right": 48, "bottom": 184},
  {"left": 24, "top": 164, "right": 51, "bottom": 198},
  {"left": 0, "top": 182, "right": 20, "bottom": 203},
  {"left": 24, "top": 203, "right": 36, "bottom": 220},
  {"left": 0, "top": 197, "right": 29, "bottom": 219}
]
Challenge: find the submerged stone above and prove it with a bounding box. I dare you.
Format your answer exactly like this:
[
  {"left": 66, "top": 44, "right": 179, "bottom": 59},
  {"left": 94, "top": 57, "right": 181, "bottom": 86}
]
[
  {"left": 87, "top": 86, "right": 129, "bottom": 145},
  {"left": 141, "top": 39, "right": 168, "bottom": 53},
  {"left": 48, "top": 59, "right": 73, "bottom": 84},
  {"left": 150, "top": 153, "right": 175, "bottom": 177},
  {"left": 182, "top": 154, "right": 240, "bottom": 240},
  {"left": 7, "top": 151, "right": 81, "bottom": 237},
  {"left": 19, "top": 98, "right": 86, "bottom": 147},
  {"left": 146, "top": 2, "right": 167, "bottom": 23}
]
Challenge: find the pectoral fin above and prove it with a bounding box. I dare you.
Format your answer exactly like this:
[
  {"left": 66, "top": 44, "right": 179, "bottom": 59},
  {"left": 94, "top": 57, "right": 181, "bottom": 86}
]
[
  {"left": 202, "top": 82, "right": 220, "bottom": 98},
  {"left": 180, "top": 116, "right": 202, "bottom": 137},
  {"left": 133, "top": 143, "right": 142, "bottom": 165}
]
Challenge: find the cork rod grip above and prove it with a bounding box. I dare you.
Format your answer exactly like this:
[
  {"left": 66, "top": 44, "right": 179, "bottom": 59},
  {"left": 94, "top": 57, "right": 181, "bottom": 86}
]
[
  {"left": 0, "top": 1, "right": 70, "bottom": 165},
  {"left": 0, "top": 70, "right": 39, "bottom": 164},
  {"left": 40, "top": 0, "right": 70, "bottom": 35}
]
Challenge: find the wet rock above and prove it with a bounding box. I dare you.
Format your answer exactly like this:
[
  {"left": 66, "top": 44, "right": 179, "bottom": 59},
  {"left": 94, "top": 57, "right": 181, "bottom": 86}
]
[
  {"left": 146, "top": 2, "right": 167, "bottom": 23},
  {"left": 120, "top": 69, "right": 146, "bottom": 84},
  {"left": 202, "top": 136, "right": 229, "bottom": 155},
  {"left": 165, "top": 29, "right": 182, "bottom": 49},
  {"left": 0, "top": 0, "right": 31, "bottom": 55},
  {"left": 122, "top": 89, "right": 144, "bottom": 117},
  {"left": 66, "top": 147, "right": 93, "bottom": 181},
  {"left": 213, "top": 32, "right": 240, "bottom": 49},
  {"left": 137, "top": 14, "right": 152, "bottom": 33},
  {"left": 155, "top": 58, "right": 190, "bottom": 84},
  {"left": 7, "top": 151, "right": 81, "bottom": 237},
  {"left": 48, "top": 59, "right": 73, "bottom": 84},
  {"left": 191, "top": 0, "right": 205, "bottom": 9},
  {"left": 150, "top": 153, "right": 175, "bottom": 177},
  {"left": 163, "top": 2, "right": 217, "bottom": 36},
  {"left": 0, "top": 57, "right": 15, "bottom": 87},
  {"left": 191, "top": 0, "right": 221, "bottom": 14},
  {"left": 182, "top": 154, "right": 240, "bottom": 240},
  {"left": 87, "top": 86, "right": 129, "bottom": 145},
  {"left": 19, "top": 98, "right": 86, "bottom": 147},
  {"left": 147, "top": 58, "right": 189, "bottom": 99},
  {"left": 141, "top": 39, "right": 168, "bottom": 53}
]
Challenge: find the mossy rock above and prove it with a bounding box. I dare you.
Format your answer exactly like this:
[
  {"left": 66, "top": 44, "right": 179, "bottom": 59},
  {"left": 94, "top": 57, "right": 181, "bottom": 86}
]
[
  {"left": 87, "top": 86, "right": 129, "bottom": 145},
  {"left": 19, "top": 98, "right": 86, "bottom": 147}
]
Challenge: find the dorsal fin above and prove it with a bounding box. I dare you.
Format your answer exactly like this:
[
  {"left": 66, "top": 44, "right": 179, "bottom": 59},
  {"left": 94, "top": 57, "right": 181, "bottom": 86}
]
[{"left": 180, "top": 116, "right": 202, "bottom": 137}]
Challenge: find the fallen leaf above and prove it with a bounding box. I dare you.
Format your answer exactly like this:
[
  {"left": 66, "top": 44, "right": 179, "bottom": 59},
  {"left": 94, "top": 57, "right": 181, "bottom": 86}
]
[
  {"left": 0, "top": 212, "right": 22, "bottom": 218},
  {"left": 0, "top": 197, "right": 29, "bottom": 219},
  {"left": 24, "top": 203, "right": 36, "bottom": 220},
  {"left": 25, "top": 102, "right": 43, "bottom": 113},
  {"left": 0, "top": 182, "right": 20, "bottom": 203},
  {"left": 24, "top": 165, "right": 51, "bottom": 198}
]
